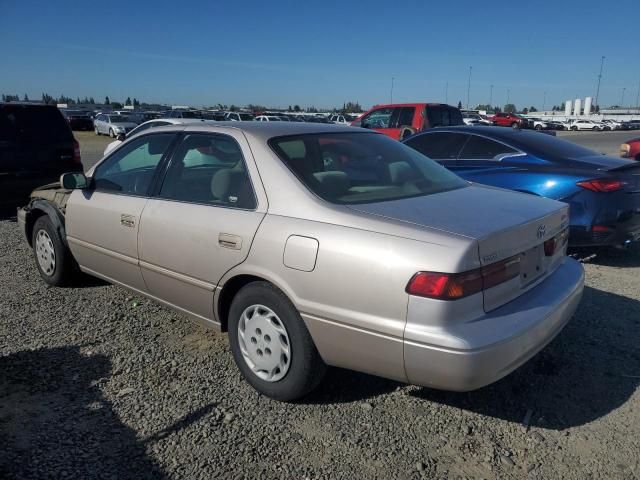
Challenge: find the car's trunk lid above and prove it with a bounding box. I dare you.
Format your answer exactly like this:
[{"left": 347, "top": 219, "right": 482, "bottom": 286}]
[{"left": 348, "top": 184, "right": 569, "bottom": 311}]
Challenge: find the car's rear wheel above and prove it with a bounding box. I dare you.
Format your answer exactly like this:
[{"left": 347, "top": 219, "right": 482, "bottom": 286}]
[
  {"left": 572, "top": 126, "right": 578, "bottom": 131},
  {"left": 511, "top": 122, "right": 519, "bottom": 129},
  {"left": 228, "top": 281, "right": 326, "bottom": 401},
  {"left": 592, "top": 126, "right": 598, "bottom": 131},
  {"left": 95, "top": 126, "right": 100, "bottom": 135},
  {"left": 109, "top": 128, "right": 115, "bottom": 138},
  {"left": 32, "top": 216, "right": 73, "bottom": 286},
  {"left": 535, "top": 124, "right": 542, "bottom": 130},
  {"left": 400, "top": 126, "right": 416, "bottom": 140}
]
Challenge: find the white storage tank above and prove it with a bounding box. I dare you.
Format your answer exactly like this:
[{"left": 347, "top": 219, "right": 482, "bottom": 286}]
[
  {"left": 574, "top": 98, "right": 582, "bottom": 116},
  {"left": 565, "top": 100, "right": 572, "bottom": 116},
  {"left": 584, "top": 97, "right": 592, "bottom": 116}
]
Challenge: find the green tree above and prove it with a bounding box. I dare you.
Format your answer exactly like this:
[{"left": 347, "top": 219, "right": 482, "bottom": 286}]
[
  {"left": 522, "top": 107, "right": 529, "bottom": 115},
  {"left": 293, "top": 105, "right": 301, "bottom": 112},
  {"left": 457, "top": 101, "right": 463, "bottom": 109},
  {"left": 23, "top": 94, "right": 29, "bottom": 101},
  {"left": 133, "top": 98, "right": 140, "bottom": 107},
  {"left": 504, "top": 103, "right": 517, "bottom": 113},
  {"left": 105, "top": 96, "right": 111, "bottom": 105},
  {"left": 89, "top": 97, "right": 95, "bottom": 104},
  {"left": 529, "top": 106, "right": 538, "bottom": 112},
  {"left": 125, "top": 97, "right": 132, "bottom": 106},
  {"left": 288, "top": 105, "right": 292, "bottom": 112}
]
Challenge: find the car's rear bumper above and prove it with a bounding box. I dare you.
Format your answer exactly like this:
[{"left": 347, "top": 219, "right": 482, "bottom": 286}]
[{"left": 403, "top": 257, "right": 584, "bottom": 391}]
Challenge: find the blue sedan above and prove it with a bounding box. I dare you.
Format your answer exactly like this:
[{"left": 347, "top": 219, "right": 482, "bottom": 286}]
[{"left": 403, "top": 126, "right": 640, "bottom": 247}]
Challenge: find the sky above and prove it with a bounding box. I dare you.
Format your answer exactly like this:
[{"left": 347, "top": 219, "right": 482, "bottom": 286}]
[{"left": 1, "top": 0, "right": 639, "bottom": 110}]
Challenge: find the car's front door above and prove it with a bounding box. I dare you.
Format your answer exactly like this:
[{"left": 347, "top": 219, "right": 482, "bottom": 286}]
[
  {"left": 137, "top": 130, "right": 267, "bottom": 322},
  {"left": 66, "top": 132, "right": 177, "bottom": 291}
]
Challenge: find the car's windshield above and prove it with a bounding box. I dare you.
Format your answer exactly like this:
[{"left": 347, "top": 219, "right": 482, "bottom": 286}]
[
  {"left": 108, "top": 115, "right": 129, "bottom": 122},
  {"left": 270, "top": 132, "right": 467, "bottom": 205},
  {"left": 180, "top": 111, "right": 203, "bottom": 119},
  {"left": 239, "top": 113, "right": 254, "bottom": 120}
]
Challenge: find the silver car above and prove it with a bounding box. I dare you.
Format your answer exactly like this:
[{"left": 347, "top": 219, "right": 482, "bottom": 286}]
[
  {"left": 18, "top": 123, "right": 584, "bottom": 401},
  {"left": 93, "top": 113, "right": 139, "bottom": 137}
]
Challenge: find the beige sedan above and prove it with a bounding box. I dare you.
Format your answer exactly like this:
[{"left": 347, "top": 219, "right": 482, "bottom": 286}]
[{"left": 19, "top": 122, "right": 584, "bottom": 400}]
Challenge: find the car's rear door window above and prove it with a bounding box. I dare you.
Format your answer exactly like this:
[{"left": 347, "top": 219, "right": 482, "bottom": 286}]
[
  {"left": 158, "top": 133, "right": 256, "bottom": 209},
  {"left": 458, "top": 135, "right": 518, "bottom": 159},
  {"left": 93, "top": 133, "right": 175, "bottom": 195},
  {"left": 404, "top": 132, "right": 468, "bottom": 160},
  {"left": 425, "top": 106, "right": 464, "bottom": 127},
  {"left": 270, "top": 132, "right": 466, "bottom": 205},
  {"left": 394, "top": 107, "right": 416, "bottom": 128}
]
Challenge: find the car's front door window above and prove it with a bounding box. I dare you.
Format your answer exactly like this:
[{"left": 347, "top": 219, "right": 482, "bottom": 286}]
[
  {"left": 93, "top": 133, "right": 175, "bottom": 195},
  {"left": 404, "top": 132, "right": 469, "bottom": 160},
  {"left": 361, "top": 108, "right": 393, "bottom": 129},
  {"left": 458, "top": 135, "right": 517, "bottom": 160}
]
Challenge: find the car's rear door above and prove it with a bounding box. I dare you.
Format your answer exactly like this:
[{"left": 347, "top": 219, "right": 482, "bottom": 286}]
[
  {"left": 403, "top": 131, "right": 469, "bottom": 170},
  {"left": 137, "top": 129, "right": 267, "bottom": 322},
  {"left": 66, "top": 132, "right": 178, "bottom": 291},
  {"left": 452, "top": 133, "right": 523, "bottom": 183}
]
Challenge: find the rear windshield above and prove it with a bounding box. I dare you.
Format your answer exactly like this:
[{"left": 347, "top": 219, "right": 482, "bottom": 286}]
[
  {"left": 270, "top": 132, "right": 467, "bottom": 205},
  {"left": 108, "top": 115, "right": 130, "bottom": 122},
  {"left": 0, "top": 105, "right": 72, "bottom": 143},
  {"left": 509, "top": 131, "right": 599, "bottom": 159},
  {"left": 239, "top": 113, "right": 254, "bottom": 120},
  {"left": 426, "top": 106, "right": 464, "bottom": 127}
]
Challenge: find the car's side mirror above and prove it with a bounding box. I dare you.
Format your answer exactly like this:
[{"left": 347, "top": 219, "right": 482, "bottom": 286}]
[
  {"left": 60, "top": 172, "right": 89, "bottom": 190},
  {"left": 116, "top": 133, "right": 126, "bottom": 141}
]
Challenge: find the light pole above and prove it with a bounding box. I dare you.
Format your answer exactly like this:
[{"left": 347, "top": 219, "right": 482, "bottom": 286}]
[
  {"left": 507, "top": 88, "right": 510, "bottom": 105},
  {"left": 543, "top": 91, "right": 547, "bottom": 112},
  {"left": 635, "top": 78, "right": 640, "bottom": 111},
  {"left": 489, "top": 84, "right": 493, "bottom": 108},
  {"left": 466, "top": 66, "right": 472, "bottom": 110},
  {"left": 594, "top": 56, "right": 605, "bottom": 111},
  {"left": 390, "top": 77, "right": 394, "bottom": 104},
  {"left": 445, "top": 81, "right": 448, "bottom": 104},
  {"left": 621, "top": 87, "right": 626, "bottom": 108}
]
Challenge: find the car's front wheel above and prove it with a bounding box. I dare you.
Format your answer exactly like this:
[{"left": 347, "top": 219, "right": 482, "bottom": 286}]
[
  {"left": 95, "top": 126, "right": 100, "bottom": 135},
  {"left": 511, "top": 122, "right": 519, "bottom": 129},
  {"left": 228, "top": 281, "right": 326, "bottom": 401},
  {"left": 109, "top": 128, "right": 115, "bottom": 138},
  {"left": 32, "top": 215, "right": 73, "bottom": 286},
  {"left": 572, "top": 126, "right": 578, "bottom": 131},
  {"left": 535, "top": 124, "right": 542, "bottom": 130}
]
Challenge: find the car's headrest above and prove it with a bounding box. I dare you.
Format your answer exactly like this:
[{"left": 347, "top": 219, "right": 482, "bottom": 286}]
[
  {"left": 313, "top": 171, "right": 350, "bottom": 199},
  {"left": 211, "top": 168, "right": 247, "bottom": 205},
  {"left": 388, "top": 161, "right": 413, "bottom": 185}
]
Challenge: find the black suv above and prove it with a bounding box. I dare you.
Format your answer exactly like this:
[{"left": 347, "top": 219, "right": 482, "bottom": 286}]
[{"left": 1, "top": 103, "right": 82, "bottom": 207}]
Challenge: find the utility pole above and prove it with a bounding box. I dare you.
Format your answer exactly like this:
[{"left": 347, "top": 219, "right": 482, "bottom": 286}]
[
  {"left": 445, "top": 81, "right": 449, "bottom": 104},
  {"left": 507, "top": 88, "right": 510, "bottom": 105},
  {"left": 489, "top": 84, "right": 493, "bottom": 108},
  {"left": 543, "top": 91, "right": 547, "bottom": 112},
  {"left": 595, "top": 56, "right": 605, "bottom": 111},
  {"left": 390, "top": 77, "right": 394, "bottom": 104},
  {"left": 635, "top": 77, "right": 640, "bottom": 111},
  {"left": 621, "top": 87, "right": 626, "bottom": 108},
  {"left": 466, "top": 66, "right": 472, "bottom": 110}
]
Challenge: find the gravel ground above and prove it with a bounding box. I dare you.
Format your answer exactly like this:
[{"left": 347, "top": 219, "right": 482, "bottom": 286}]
[{"left": 0, "top": 213, "right": 639, "bottom": 479}]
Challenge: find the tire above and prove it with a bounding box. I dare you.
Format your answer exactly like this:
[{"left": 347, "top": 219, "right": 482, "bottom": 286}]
[
  {"left": 109, "top": 128, "right": 115, "bottom": 138},
  {"left": 592, "top": 126, "right": 598, "bottom": 131},
  {"left": 31, "top": 215, "right": 73, "bottom": 286},
  {"left": 95, "top": 126, "right": 100, "bottom": 135},
  {"left": 535, "top": 124, "right": 542, "bottom": 131},
  {"left": 228, "top": 281, "right": 327, "bottom": 401},
  {"left": 511, "top": 122, "right": 519, "bottom": 129},
  {"left": 572, "top": 126, "right": 578, "bottom": 131}
]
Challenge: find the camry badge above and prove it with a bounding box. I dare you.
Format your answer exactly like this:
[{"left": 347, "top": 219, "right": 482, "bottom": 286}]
[{"left": 537, "top": 224, "right": 546, "bottom": 239}]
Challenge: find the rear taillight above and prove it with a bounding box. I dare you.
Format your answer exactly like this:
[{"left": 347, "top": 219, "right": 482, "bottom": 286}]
[
  {"left": 544, "top": 228, "right": 569, "bottom": 256},
  {"left": 406, "top": 255, "right": 521, "bottom": 300},
  {"left": 576, "top": 179, "right": 626, "bottom": 192},
  {"left": 620, "top": 143, "right": 630, "bottom": 157},
  {"left": 73, "top": 139, "right": 82, "bottom": 165}
]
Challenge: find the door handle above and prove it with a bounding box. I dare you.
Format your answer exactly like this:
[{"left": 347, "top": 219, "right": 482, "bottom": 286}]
[
  {"left": 120, "top": 214, "right": 136, "bottom": 228},
  {"left": 218, "top": 233, "right": 242, "bottom": 250}
]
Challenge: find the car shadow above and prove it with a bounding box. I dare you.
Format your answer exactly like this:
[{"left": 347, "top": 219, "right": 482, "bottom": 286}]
[
  {"left": 408, "top": 286, "right": 639, "bottom": 430},
  {"left": 573, "top": 246, "right": 640, "bottom": 268},
  {"left": 303, "top": 367, "right": 402, "bottom": 405},
  {"left": 0, "top": 346, "right": 165, "bottom": 479},
  {"left": 0, "top": 207, "right": 18, "bottom": 222}
]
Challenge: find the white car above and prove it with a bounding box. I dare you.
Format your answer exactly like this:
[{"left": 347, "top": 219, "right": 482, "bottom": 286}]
[
  {"left": 570, "top": 120, "right": 604, "bottom": 131},
  {"left": 94, "top": 114, "right": 138, "bottom": 137},
  {"left": 103, "top": 118, "right": 216, "bottom": 156},
  {"left": 462, "top": 113, "right": 492, "bottom": 126},
  {"left": 329, "top": 114, "right": 352, "bottom": 125},
  {"left": 255, "top": 115, "right": 283, "bottom": 122},
  {"left": 601, "top": 119, "right": 622, "bottom": 130},
  {"left": 226, "top": 112, "right": 255, "bottom": 122},
  {"left": 528, "top": 118, "right": 548, "bottom": 131}
]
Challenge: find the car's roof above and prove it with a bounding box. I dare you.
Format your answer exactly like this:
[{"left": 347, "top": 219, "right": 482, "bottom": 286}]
[{"left": 150, "top": 120, "right": 362, "bottom": 140}]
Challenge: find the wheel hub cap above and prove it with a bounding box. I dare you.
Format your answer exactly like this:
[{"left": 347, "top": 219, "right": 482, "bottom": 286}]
[
  {"left": 238, "top": 304, "right": 291, "bottom": 382},
  {"left": 35, "top": 229, "right": 56, "bottom": 276}
]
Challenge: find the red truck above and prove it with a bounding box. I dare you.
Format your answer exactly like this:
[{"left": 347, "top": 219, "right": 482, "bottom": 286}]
[
  {"left": 620, "top": 137, "right": 640, "bottom": 161},
  {"left": 350, "top": 103, "right": 464, "bottom": 140},
  {"left": 490, "top": 112, "right": 529, "bottom": 129}
]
